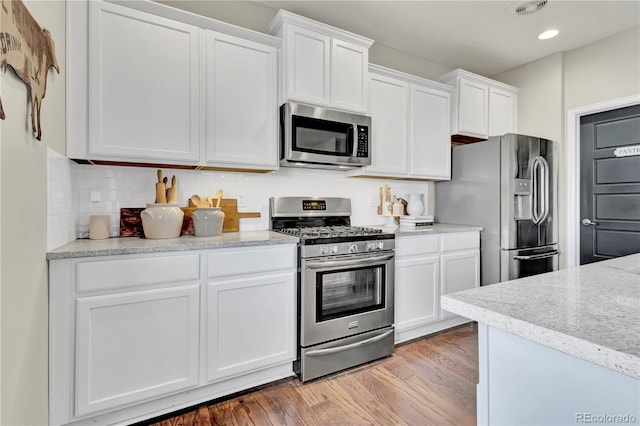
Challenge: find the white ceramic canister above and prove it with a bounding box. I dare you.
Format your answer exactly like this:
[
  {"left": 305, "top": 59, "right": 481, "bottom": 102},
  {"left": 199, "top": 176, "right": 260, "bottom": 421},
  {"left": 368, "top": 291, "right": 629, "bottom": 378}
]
[
  {"left": 140, "top": 203, "right": 184, "bottom": 239},
  {"left": 192, "top": 207, "right": 225, "bottom": 237},
  {"left": 407, "top": 193, "right": 425, "bottom": 217}
]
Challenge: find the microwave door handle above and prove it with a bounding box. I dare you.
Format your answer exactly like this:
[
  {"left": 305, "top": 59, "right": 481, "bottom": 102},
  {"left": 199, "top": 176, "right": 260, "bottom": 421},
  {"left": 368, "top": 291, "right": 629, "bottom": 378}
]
[{"left": 349, "top": 124, "right": 358, "bottom": 157}]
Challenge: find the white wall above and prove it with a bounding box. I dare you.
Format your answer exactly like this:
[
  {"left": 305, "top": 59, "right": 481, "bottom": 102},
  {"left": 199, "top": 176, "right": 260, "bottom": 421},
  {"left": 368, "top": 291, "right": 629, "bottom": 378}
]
[{"left": 0, "top": 1, "right": 66, "bottom": 424}]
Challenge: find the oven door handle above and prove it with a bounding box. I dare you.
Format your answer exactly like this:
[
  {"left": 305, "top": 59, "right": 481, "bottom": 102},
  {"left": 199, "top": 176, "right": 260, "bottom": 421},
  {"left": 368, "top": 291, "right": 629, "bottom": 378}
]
[
  {"left": 513, "top": 250, "right": 560, "bottom": 261},
  {"left": 305, "top": 254, "right": 394, "bottom": 269},
  {"left": 306, "top": 329, "right": 394, "bottom": 357}
]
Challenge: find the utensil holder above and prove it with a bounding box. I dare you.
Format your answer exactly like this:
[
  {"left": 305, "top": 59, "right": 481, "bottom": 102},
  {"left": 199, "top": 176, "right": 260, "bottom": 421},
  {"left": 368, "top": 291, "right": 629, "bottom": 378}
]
[{"left": 192, "top": 207, "right": 225, "bottom": 237}]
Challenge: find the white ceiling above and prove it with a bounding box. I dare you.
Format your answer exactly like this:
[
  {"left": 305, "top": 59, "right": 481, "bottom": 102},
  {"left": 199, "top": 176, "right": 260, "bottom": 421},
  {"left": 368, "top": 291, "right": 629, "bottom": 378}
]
[{"left": 256, "top": 0, "right": 640, "bottom": 76}]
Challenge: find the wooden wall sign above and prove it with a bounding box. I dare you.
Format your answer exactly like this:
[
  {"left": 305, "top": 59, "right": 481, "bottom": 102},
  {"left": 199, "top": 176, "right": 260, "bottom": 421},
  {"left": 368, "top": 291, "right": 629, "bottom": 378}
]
[{"left": 0, "top": 0, "right": 60, "bottom": 140}]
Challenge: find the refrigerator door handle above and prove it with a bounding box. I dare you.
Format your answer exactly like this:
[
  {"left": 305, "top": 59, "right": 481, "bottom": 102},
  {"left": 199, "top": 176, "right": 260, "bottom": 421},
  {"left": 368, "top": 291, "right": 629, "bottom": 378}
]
[
  {"left": 539, "top": 156, "right": 550, "bottom": 223},
  {"left": 513, "top": 250, "right": 560, "bottom": 261},
  {"left": 531, "top": 157, "right": 541, "bottom": 224},
  {"left": 531, "top": 156, "right": 549, "bottom": 225}
]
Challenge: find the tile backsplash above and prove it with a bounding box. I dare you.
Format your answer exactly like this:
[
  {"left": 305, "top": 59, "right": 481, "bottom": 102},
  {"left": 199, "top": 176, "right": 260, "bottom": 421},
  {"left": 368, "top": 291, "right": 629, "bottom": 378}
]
[
  {"left": 46, "top": 149, "right": 75, "bottom": 250},
  {"left": 51, "top": 161, "right": 432, "bottom": 245}
]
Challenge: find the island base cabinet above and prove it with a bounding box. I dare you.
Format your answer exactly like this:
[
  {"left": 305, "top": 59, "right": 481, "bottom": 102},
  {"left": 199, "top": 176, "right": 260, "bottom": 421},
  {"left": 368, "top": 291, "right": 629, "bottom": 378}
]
[
  {"left": 207, "top": 272, "right": 296, "bottom": 382},
  {"left": 75, "top": 286, "right": 200, "bottom": 417},
  {"left": 478, "top": 324, "right": 640, "bottom": 426}
]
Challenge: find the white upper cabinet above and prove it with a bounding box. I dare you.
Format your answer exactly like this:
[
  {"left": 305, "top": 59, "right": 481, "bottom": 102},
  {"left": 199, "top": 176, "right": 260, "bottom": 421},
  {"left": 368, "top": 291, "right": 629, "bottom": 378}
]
[
  {"left": 86, "top": 1, "right": 201, "bottom": 164},
  {"left": 268, "top": 10, "right": 373, "bottom": 113},
  {"left": 349, "top": 65, "right": 452, "bottom": 180},
  {"left": 205, "top": 31, "right": 279, "bottom": 170},
  {"left": 67, "top": 0, "right": 281, "bottom": 171},
  {"left": 438, "top": 69, "right": 518, "bottom": 143},
  {"left": 410, "top": 84, "right": 451, "bottom": 179}
]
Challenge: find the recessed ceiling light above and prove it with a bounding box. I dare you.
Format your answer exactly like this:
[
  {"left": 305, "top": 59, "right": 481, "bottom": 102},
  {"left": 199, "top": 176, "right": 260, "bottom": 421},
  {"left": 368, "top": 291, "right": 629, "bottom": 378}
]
[{"left": 538, "top": 29, "right": 559, "bottom": 40}]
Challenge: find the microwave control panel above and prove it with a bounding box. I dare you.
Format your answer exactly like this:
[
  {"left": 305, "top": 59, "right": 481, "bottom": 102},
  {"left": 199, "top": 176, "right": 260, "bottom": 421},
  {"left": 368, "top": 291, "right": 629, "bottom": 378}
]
[{"left": 356, "top": 125, "right": 369, "bottom": 158}]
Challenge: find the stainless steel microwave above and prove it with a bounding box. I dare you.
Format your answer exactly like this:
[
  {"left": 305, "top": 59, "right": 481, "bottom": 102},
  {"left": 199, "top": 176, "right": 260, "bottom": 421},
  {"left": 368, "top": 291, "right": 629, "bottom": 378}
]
[{"left": 280, "top": 102, "right": 371, "bottom": 169}]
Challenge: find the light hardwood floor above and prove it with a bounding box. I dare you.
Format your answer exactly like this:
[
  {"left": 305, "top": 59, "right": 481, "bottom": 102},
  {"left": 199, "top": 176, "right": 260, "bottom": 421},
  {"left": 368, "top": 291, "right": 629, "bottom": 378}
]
[{"left": 148, "top": 323, "right": 478, "bottom": 426}]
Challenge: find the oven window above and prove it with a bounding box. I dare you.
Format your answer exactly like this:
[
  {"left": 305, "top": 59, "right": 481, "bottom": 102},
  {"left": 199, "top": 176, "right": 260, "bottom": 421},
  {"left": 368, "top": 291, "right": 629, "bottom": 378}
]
[
  {"left": 316, "top": 265, "right": 385, "bottom": 322},
  {"left": 293, "top": 115, "right": 353, "bottom": 156}
]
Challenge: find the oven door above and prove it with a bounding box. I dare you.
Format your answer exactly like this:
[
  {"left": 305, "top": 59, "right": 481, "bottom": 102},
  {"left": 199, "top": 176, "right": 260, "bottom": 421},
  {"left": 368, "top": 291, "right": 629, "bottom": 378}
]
[{"left": 300, "top": 251, "right": 394, "bottom": 347}]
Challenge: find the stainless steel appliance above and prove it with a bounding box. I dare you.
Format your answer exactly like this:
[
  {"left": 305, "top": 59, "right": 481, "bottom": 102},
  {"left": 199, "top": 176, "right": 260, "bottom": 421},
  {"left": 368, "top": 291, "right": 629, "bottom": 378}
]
[
  {"left": 280, "top": 102, "right": 371, "bottom": 169},
  {"left": 435, "top": 133, "right": 558, "bottom": 285},
  {"left": 270, "top": 197, "right": 394, "bottom": 382}
]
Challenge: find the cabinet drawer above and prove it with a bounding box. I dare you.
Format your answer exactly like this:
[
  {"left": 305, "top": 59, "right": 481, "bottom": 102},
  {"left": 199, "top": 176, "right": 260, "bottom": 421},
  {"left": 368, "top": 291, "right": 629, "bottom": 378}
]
[
  {"left": 208, "top": 245, "right": 296, "bottom": 278},
  {"left": 396, "top": 235, "right": 439, "bottom": 256},
  {"left": 76, "top": 254, "right": 200, "bottom": 293},
  {"left": 440, "top": 233, "right": 479, "bottom": 252}
]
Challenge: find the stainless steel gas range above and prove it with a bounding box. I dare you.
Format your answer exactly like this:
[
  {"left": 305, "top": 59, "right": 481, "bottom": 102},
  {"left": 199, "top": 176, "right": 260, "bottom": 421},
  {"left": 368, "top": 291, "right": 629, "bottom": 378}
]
[{"left": 270, "top": 196, "right": 395, "bottom": 382}]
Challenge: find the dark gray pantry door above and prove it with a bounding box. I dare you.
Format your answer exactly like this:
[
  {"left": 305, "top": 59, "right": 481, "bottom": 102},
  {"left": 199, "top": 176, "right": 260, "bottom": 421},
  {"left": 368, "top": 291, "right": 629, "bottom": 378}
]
[{"left": 580, "top": 104, "right": 640, "bottom": 265}]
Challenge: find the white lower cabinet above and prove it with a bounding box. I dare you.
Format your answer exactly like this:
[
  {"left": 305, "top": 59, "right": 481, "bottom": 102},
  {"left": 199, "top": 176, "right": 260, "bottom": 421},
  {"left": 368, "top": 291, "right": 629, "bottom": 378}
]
[
  {"left": 49, "top": 243, "right": 297, "bottom": 426},
  {"left": 207, "top": 272, "right": 296, "bottom": 382},
  {"left": 75, "top": 286, "right": 200, "bottom": 417},
  {"left": 394, "top": 231, "right": 480, "bottom": 343},
  {"left": 440, "top": 250, "right": 480, "bottom": 320}
]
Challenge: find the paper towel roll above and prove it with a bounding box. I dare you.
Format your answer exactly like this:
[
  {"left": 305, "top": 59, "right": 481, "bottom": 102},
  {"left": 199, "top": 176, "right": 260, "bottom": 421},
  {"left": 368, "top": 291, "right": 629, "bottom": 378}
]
[{"left": 89, "top": 215, "right": 110, "bottom": 240}]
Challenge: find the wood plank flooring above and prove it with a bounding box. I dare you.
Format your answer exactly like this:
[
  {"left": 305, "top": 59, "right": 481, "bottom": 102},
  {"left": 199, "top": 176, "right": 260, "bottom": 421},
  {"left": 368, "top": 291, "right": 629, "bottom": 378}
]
[{"left": 149, "top": 323, "right": 478, "bottom": 426}]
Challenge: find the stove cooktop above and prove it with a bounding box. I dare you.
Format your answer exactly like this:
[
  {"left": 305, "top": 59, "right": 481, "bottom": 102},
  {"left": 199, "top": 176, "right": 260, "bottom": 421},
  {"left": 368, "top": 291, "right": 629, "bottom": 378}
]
[{"left": 275, "top": 225, "right": 394, "bottom": 245}]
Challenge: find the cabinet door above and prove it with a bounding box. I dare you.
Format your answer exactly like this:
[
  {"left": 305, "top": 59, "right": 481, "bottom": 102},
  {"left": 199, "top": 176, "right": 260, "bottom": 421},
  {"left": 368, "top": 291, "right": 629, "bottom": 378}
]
[
  {"left": 440, "top": 251, "right": 480, "bottom": 320},
  {"left": 410, "top": 85, "right": 451, "bottom": 179},
  {"left": 489, "top": 87, "right": 517, "bottom": 137},
  {"left": 331, "top": 39, "right": 368, "bottom": 112},
  {"left": 285, "top": 25, "right": 330, "bottom": 105},
  {"left": 207, "top": 272, "right": 296, "bottom": 382},
  {"left": 205, "top": 31, "right": 278, "bottom": 169},
  {"left": 456, "top": 78, "right": 489, "bottom": 139},
  {"left": 88, "top": 1, "right": 200, "bottom": 163},
  {"left": 365, "top": 72, "right": 409, "bottom": 176},
  {"left": 75, "top": 285, "right": 200, "bottom": 416},
  {"left": 395, "top": 254, "right": 440, "bottom": 334}
]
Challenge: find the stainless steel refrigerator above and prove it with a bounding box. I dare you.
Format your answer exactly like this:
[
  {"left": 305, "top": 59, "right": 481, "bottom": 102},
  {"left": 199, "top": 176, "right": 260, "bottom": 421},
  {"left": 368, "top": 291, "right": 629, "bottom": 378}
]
[{"left": 435, "top": 133, "right": 559, "bottom": 285}]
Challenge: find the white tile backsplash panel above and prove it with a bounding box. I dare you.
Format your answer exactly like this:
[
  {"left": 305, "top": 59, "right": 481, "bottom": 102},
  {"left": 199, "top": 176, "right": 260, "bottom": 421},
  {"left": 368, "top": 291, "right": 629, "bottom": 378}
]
[
  {"left": 71, "top": 163, "right": 431, "bottom": 236},
  {"left": 47, "top": 148, "right": 75, "bottom": 250}
]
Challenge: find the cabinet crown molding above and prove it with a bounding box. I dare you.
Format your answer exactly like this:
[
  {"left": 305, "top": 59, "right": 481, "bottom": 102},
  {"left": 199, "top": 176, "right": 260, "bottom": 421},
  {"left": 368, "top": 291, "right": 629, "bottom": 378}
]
[
  {"left": 108, "top": 0, "right": 281, "bottom": 47},
  {"left": 267, "top": 9, "right": 374, "bottom": 48},
  {"left": 369, "top": 63, "right": 452, "bottom": 92},
  {"left": 437, "top": 68, "right": 519, "bottom": 93}
]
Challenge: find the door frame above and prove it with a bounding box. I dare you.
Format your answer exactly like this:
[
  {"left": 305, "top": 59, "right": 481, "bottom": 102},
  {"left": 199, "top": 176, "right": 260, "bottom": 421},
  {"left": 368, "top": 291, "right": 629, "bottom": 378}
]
[{"left": 565, "top": 94, "right": 640, "bottom": 267}]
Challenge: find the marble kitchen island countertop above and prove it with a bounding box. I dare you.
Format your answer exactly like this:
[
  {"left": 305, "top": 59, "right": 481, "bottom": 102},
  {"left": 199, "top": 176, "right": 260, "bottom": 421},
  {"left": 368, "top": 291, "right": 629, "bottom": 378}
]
[
  {"left": 442, "top": 253, "right": 640, "bottom": 379},
  {"left": 46, "top": 231, "right": 300, "bottom": 260}
]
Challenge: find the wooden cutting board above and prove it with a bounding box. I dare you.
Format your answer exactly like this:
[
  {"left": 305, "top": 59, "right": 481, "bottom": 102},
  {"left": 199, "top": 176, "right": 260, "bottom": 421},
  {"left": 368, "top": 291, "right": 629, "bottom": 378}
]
[{"left": 181, "top": 199, "right": 260, "bottom": 234}]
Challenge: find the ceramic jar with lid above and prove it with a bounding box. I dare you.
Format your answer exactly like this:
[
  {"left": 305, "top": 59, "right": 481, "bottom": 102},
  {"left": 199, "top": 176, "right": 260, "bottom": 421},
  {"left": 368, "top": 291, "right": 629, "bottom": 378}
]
[
  {"left": 192, "top": 207, "right": 225, "bottom": 237},
  {"left": 140, "top": 203, "right": 184, "bottom": 239}
]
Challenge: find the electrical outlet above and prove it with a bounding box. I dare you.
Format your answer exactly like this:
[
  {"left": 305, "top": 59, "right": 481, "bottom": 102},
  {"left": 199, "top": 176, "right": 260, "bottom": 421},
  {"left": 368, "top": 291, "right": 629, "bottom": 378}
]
[
  {"left": 237, "top": 193, "right": 248, "bottom": 208},
  {"left": 90, "top": 190, "right": 101, "bottom": 204}
]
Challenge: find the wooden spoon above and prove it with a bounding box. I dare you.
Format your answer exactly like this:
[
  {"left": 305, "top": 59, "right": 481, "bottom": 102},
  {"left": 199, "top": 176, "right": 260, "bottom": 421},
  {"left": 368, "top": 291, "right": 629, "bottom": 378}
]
[{"left": 215, "top": 189, "right": 223, "bottom": 208}]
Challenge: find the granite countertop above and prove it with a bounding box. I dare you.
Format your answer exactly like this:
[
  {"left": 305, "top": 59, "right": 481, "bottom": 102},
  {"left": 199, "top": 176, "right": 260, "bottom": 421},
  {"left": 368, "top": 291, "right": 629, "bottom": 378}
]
[
  {"left": 46, "top": 231, "right": 300, "bottom": 260},
  {"left": 441, "top": 253, "right": 640, "bottom": 379},
  {"left": 394, "top": 223, "right": 483, "bottom": 235}
]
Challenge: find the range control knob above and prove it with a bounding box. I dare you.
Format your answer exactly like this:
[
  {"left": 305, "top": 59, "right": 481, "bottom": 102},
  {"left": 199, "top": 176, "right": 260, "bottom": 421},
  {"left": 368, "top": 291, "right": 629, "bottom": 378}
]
[
  {"left": 320, "top": 246, "right": 330, "bottom": 255},
  {"left": 331, "top": 245, "right": 339, "bottom": 254},
  {"left": 377, "top": 241, "right": 385, "bottom": 250},
  {"left": 348, "top": 243, "right": 358, "bottom": 253},
  {"left": 366, "top": 242, "right": 376, "bottom": 251}
]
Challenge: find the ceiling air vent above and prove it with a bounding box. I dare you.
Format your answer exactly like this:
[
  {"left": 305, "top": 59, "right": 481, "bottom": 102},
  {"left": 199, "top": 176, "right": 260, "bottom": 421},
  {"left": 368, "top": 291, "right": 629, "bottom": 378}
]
[{"left": 508, "top": 0, "right": 548, "bottom": 16}]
